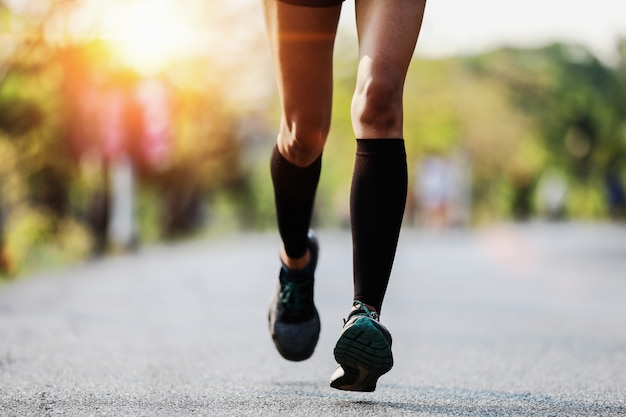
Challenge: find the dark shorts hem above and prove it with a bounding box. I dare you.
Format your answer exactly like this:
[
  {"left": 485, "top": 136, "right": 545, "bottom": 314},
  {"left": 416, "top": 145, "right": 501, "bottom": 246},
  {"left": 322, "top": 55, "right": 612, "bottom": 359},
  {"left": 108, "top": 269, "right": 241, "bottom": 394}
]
[{"left": 277, "top": 0, "right": 344, "bottom": 7}]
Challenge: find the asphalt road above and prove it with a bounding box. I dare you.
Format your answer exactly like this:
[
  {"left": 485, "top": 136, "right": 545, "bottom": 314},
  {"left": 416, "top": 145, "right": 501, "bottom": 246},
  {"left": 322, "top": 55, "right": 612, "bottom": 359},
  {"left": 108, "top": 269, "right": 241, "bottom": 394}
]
[{"left": 1, "top": 222, "right": 625, "bottom": 416}]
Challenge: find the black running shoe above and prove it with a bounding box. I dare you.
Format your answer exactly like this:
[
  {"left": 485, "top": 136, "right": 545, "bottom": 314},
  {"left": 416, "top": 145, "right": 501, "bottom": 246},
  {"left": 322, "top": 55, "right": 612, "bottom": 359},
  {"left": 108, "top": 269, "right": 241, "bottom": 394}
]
[
  {"left": 268, "top": 231, "right": 320, "bottom": 361},
  {"left": 330, "top": 301, "right": 393, "bottom": 392}
]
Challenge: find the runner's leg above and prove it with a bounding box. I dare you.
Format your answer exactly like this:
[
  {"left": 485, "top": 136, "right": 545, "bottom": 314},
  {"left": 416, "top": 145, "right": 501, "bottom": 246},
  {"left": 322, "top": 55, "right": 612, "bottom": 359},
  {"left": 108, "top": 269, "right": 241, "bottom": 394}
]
[
  {"left": 264, "top": 0, "right": 341, "bottom": 266},
  {"left": 350, "top": 0, "right": 426, "bottom": 315}
]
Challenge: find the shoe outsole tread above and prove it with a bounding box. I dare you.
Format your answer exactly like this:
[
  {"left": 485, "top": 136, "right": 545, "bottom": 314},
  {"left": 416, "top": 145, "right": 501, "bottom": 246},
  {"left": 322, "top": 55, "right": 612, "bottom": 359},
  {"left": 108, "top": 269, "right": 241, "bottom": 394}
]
[{"left": 331, "top": 316, "right": 393, "bottom": 392}]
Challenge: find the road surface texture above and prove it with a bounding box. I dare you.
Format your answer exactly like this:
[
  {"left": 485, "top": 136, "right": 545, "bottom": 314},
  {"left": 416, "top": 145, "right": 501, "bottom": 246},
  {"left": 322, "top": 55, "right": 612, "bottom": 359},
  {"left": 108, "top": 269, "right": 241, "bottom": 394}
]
[{"left": 1, "top": 222, "right": 625, "bottom": 416}]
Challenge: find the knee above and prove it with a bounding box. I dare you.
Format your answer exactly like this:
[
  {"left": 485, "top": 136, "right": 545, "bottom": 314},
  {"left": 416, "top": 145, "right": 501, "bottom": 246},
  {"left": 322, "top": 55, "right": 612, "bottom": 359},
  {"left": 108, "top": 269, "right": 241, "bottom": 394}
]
[
  {"left": 278, "top": 119, "right": 329, "bottom": 167},
  {"left": 352, "top": 75, "right": 402, "bottom": 134}
]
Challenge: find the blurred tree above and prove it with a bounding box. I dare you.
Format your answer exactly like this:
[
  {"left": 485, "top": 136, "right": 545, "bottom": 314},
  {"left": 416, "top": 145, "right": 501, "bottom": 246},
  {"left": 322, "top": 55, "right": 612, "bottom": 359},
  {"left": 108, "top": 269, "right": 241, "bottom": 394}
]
[
  {"left": 0, "top": 0, "right": 254, "bottom": 270},
  {"left": 464, "top": 43, "right": 626, "bottom": 219},
  {"left": 0, "top": 0, "right": 83, "bottom": 273}
]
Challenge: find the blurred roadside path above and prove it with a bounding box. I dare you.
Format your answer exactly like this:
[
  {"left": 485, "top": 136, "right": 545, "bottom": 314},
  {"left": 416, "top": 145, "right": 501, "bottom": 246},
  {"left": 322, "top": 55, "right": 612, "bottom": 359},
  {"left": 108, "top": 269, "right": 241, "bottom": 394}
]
[{"left": 1, "top": 222, "right": 625, "bottom": 416}]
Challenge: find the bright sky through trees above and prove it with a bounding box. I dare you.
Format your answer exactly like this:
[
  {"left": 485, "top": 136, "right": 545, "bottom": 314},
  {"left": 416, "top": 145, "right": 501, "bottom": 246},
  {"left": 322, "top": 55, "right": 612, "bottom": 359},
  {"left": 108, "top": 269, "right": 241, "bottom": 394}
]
[
  {"left": 340, "top": 0, "right": 626, "bottom": 65},
  {"left": 97, "top": 0, "right": 197, "bottom": 76}
]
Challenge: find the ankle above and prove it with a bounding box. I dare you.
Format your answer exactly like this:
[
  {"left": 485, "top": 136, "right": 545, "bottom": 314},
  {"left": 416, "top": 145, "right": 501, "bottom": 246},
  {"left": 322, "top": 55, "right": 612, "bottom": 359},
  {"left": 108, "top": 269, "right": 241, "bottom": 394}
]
[
  {"left": 352, "top": 300, "right": 379, "bottom": 318},
  {"left": 280, "top": 246, "right": 311, "bottom": 270}
]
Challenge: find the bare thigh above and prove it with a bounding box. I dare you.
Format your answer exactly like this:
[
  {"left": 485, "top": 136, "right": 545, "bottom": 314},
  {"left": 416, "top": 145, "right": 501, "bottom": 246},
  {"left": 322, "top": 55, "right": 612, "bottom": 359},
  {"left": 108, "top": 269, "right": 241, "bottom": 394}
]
[{"left": 263, "top": 0, "right": 342, "bottom": 166}]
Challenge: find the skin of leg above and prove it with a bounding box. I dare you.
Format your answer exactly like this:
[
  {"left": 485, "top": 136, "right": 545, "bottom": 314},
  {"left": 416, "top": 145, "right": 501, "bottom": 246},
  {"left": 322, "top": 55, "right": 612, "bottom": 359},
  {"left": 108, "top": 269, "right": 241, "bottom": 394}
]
[
  {"left": 263, "top": 0, "right": 342, "bottom": 269},
  {"left": 352, "top": 0, "right": 426, "bottom": 140},
  {"left": 263, "top": 0, "right": 342, "bottom": 167},
  {"left": 350, "top": 0, "right": 427, "bottom": 315}
]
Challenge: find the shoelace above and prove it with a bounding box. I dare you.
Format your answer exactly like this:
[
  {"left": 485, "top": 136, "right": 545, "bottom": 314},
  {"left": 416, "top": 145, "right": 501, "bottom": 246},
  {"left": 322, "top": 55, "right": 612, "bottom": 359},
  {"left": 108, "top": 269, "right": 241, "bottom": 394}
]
[
  {"left": 279, "top": 276, "right": 314, "bottom": 319},
  {"left": 344, "top": 300, "right": 379, "bottom": 324}
]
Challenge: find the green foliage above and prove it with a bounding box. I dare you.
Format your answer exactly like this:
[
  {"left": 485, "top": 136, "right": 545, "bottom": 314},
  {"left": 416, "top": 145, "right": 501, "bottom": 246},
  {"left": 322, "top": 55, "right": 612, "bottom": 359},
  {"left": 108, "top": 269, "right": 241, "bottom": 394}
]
[
  {"left": 566, "top": 179, "right": 608, "bottom": 218},
  {"left": 471, "top": 44, "right": 626, "bottom": 177},
  {"left": 4, "top": 206, "right": 92, "bottom": 274}
]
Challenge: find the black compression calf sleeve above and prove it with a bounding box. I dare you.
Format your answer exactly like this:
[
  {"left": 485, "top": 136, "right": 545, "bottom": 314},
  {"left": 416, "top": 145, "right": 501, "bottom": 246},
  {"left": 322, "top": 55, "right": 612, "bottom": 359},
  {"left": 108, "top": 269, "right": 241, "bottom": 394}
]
[
  {"left": 271, "top": 145, "right": 322, "bottom": 259},
  {"left": 351, "top": 139, "right": 407, "bottom": 313}
]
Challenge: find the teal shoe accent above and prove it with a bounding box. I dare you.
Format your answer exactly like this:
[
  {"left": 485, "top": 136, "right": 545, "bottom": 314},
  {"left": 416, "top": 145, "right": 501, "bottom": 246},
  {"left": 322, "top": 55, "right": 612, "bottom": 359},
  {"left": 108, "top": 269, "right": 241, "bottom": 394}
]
[{"left": 330, "top": 301, "right": 393, "bottom": 392}]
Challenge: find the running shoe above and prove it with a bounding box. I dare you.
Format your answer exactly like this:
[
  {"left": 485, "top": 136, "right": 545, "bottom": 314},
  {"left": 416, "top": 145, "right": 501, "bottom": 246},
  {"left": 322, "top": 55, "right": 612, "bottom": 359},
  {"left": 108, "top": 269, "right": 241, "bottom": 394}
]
[
  {"left": 330, "top": 301, "right": 393, "bottom": 392},
  {"left": 268, "top": 231, "right": 320, "bottom": 361}
]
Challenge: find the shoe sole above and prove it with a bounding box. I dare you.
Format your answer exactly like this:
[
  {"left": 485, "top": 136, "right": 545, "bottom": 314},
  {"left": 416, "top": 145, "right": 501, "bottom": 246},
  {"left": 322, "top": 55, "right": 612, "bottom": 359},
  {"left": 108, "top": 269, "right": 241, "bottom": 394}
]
[{"left": 331, "top": 317, "right": 393, "bottom": 392}]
